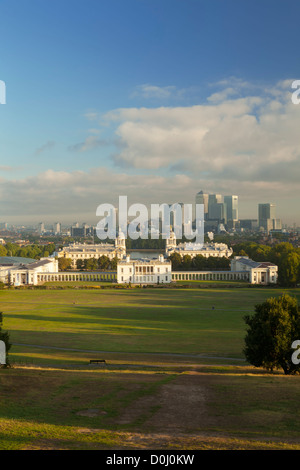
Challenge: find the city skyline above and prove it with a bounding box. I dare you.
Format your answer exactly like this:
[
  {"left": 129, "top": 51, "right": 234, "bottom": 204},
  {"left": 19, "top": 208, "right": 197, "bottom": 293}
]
[
  {"left": 0, "top": 197, "right": 295, "bottom": 229},
  {"left": 3, "top": 196, "right": 294, "bottom": 234},
  {"left": 0, "top": 1, "right": 300, "bottom": 225}
]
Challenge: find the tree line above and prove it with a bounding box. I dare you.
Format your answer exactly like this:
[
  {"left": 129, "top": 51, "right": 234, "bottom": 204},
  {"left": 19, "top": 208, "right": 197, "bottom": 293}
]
[
  {"left": 0, "top": 242, "right": 56, "bottom": 259},
  {"left": 58, "top": 255, "right": 119, "bottom": 271},
  {"left": 168, "top": 252, "right": 231, "bottom": 271}
]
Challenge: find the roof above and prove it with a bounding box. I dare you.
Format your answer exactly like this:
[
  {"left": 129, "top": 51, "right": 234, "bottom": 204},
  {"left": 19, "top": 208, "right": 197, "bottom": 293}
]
[
  {"left": 176, "top": 242, "right": 231, "bottom": 252},
  {"left": 26, "top": 259, "right": 54, "bottom": 269},
  {"left": 235, "top": 257, "right": 276, "bottom": 269},
  {"left": 118, "top": 257, "right": 170, "bottom": 265},
  {"left": 0, "top": 256, "right": 37, "bottom": 266}
]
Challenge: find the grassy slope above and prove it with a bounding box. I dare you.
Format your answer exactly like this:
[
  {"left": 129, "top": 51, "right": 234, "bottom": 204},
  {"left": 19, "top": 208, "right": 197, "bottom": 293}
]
[{"left": 1, "top": 286, "right": 300, "bottom": 450}]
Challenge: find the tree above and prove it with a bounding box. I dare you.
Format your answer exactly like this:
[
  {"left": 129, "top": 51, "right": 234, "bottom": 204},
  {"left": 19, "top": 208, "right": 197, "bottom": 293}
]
[
  {"left": 110, "top": 257, "right": 119, "bottom": 270},
  {"left": 181, "top": 254, "right": 192, "bottom": 270},
  {"left": 277, "top": 252, "right": 300, "bottom": 287},
  {"left": 244, "top": 294, "right": 300, "bottom": 375},
  {"left": 0, "top": 312, "right": 11, "bottom": 366},
  {"left": 192, "top": 254, "right": 206, "bottom": 270},
  {"left": 84, "top": 257, "right": 98, "bottom": 271},
  {"left": 58, "top": 257, "right": 72, "bottom": 271},
  {"left": 98, "top": 255, "right": 110, "bottom": 270},
  {"left": 0, "top": 245, "right": 7, "bottom": 256},
  {"left": 168, "top": 252, "right": 182, "bottom": 270},
  {"left": 76, "top": 259, "right": 84, "bottom": 270}
]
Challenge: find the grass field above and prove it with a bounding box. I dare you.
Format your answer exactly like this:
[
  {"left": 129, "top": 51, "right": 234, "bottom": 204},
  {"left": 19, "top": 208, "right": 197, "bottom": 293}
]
[
  {"left": 3, "top": 285, "right": 300, "bottom": 362},
  {"left": 1, "top": 285, "right": 300, "bottom": 450}
]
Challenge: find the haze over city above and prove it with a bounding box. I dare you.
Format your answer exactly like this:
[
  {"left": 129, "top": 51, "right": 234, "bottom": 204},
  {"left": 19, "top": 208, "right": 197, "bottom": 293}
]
[{"left": 0, "top": 0, "right": 299, "bottom": 226}]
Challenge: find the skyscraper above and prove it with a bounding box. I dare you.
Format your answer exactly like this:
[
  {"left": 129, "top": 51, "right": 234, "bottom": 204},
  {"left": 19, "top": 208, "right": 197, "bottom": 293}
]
[
  {"left": 224, "top": 195, "right": 238, "bottom": 226},
  {"left": 258, "top": 203, "right": 276, "bottom": 223},
  {"left": 208, "top": 194, "right": 224, "bottom": 221},
  {"left": 53, "top": 222, "right": 61, "bottom": 234},
  {"left": 208, "top": 202, "right": 227, "bottom": 224},
  {"left": 195, "top": 191, "right": 209, "bottom": 219},
  {"left": 38, "top": 222, "right": 45, "bottom": 234},
  {"left": 258, "top": 203, "right": 281, "bottom": 233}
]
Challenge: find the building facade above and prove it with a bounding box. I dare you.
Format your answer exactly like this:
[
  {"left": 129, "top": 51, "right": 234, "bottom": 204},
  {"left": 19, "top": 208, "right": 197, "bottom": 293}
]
[
  {"left": 117, "top": 255, "right": 172, "bottom": 284},
  {"left": 0, "top": 258, "right": 59, "bottom": 286},
  {"left": 165, "top": 231, "right": 233, "bottom": 258},
  {"left": 258, "top": 203, "right": 282, "bottom": 233},
  {"left": 172, "top": 256, "right": 278, "bottom": 285},
  {"left": 230, "top": 256, "right": 278, "bottom": 284},
  {"left": 57, "top": 234, "right": 126, "bottom": 268}
]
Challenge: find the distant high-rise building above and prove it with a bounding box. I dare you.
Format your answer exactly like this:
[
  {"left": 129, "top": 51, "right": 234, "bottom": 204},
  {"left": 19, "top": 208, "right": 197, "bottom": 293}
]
[
  {"left": 38, "top": 222, "right": 45, "bottom": 234},
  {"left": 224, "top": 195, "right": 238, "bottom": 227},
  {"left": 208, "top": 194, "right": 225, "bottom": 222},
  {"left": 208, "top": 194, "right": 223, "bottom": 205},
  {"left": 258, "top": 203, "right": 276, "bottom": 224},
  {"left": 53, "top": 222, "right": 61, "bottom": 234},
  {"left": 258, "top": 203, "right": 281, "bottom": 233},
  {"left": 208, "top": 202, "right": 227, "bottom": 224},
  {"left": 195, "top": 191, "right": 209, "bottom": 219}
]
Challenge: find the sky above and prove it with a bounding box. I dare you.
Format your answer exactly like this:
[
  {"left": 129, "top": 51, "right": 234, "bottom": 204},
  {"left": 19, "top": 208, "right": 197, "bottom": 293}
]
[{"left": 0, "top": 0, "right": 300, "bottom": 227}]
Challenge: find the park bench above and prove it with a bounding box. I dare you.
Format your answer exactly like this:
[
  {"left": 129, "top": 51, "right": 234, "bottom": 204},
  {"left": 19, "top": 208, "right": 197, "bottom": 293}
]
[{"left": 89, "top": 359, "right": 106, "bottom": 364}]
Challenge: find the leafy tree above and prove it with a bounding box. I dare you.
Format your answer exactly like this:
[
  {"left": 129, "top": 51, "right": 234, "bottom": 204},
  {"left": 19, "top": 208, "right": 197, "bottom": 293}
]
[
  {"left": 181, "top": 254, "right": 192, "bottom": 270},
  {"left": 278, "top": 252, "right": 300, "bottom": 287},
  {"left": 192, "top": 254, "right": 206, "bottom": 270},
  {"left": 58, "top": 257, "right": 72, "bottom": 271},
  {"left": 168, "top": 252, "right": 182, "bottom": 270},
  {"left": 244, "top": 294, "right": 300, "bottom": 375},
  {"left": 110, "top": 257, "right": 119, "bottom": 270},
  {"left": 0, "top": 312, "right": 11, "bottom": 366},
  {"left": 238, "top": 249, "right": 248, "bottom": 257},
  {"left": 84, "top": 258, "right": 98, "bottom": 271},
  {"left": 98, "top": 255, "right": 110, "bottom": 270},
  {"left": 76, "top": 259, "right": 84, "bottom": 270},
  {"left": 0, "top": 245, "right": 7, "bottom": 256}
]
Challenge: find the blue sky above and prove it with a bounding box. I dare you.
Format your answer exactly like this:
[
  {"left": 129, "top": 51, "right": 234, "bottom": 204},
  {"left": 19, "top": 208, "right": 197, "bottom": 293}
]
[{"left": 0, "top": 0, "right": 300, "bottom": 225}]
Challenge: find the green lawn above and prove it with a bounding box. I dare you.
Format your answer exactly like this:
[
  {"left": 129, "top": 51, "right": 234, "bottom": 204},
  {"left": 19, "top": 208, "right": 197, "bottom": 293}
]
[
  {"left": 1, "top": 286, "right": 300, "bottom": 450},
  {"left": 1, "top": 286, "right": 299, "bottom": 364}
]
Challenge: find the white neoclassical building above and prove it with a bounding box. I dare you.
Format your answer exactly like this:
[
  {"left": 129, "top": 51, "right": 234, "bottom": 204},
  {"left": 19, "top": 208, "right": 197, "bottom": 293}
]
[
  {"left": 0, "top": 257, "right": 59, "bottom": 286},
  {"left": 165, "top": 231, "right": 233, "bottom": 259},
  {"left": 57, "top": 234, "right": 126, "bottom": 268},
  {"left": 230, "top": 256, "right": 278, "bottom": 285},
  {"left": 117, "top": 255, "right": 172, "bottom": 284},
  {"left": 172, "top": 257, "right": 278, "bottom": 285}
]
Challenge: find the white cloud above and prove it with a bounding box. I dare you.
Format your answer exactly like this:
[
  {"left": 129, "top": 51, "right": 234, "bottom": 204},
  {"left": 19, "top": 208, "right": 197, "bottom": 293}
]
[
  {"left": 102, "top": 81, "right": 300, "bottom": 187},
  {"left": 131, "top": 84, "right": 177, "bottom": 99},
  {"left": 0, "top": 165, "right": 299, "bottom": 224},
  {"left": 2, "top": 79, "right": 299, "bottom": 225}
]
